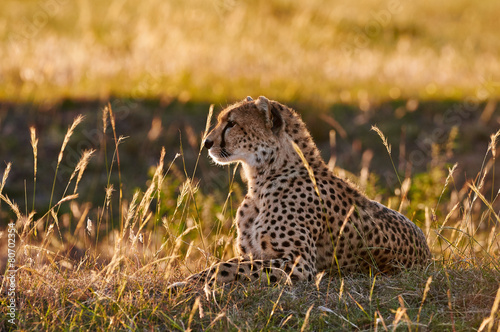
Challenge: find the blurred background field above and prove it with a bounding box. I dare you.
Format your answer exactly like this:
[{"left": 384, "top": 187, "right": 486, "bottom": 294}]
[
  {"left": 1, "top": 0, "right": 499, "bottom": 104},
  {"left": 1, "top": 0, "right": 500, "bottom": 330}
]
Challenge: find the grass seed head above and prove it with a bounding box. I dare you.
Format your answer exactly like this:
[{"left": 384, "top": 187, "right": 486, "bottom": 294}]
[
  {"left": 54, "top": 194, "right": 79, "bottom": 208},
  {"left": 1, "top": 162, "right": 12, "bottom": 195},
  {"left": 58, "top": 115, "right": 84, "bottom": 165},
  {"left": 30, "top": 126, "right": 38, "bottom": 176},
  {"left": 203, "top": 104, "right": 214, "bottom": 143},
  {"left": 73, "top": 149, "right": 96, "bottom": 194},
  {"left": 102, "top": 105, "right": 109, "bottom": 134},
  {"left": 124, "top": 191, "right": 140, "bottom": 231},
  {"left": 446, "top": 163, "right": 458, "bottom": 188},
  {"left": 0, "top": 193, "right": 21, "bottom": 220},
  {"left": 371, "top": 125, "right": 391, "bottom": 154},
  {"left": 86, "top": 218, "right": 93, "bottom": 235},
  {"left": 489, "top": 129, "right": 500, "bottom": 159},
  {"left": 105, "top": 184, "right": 115, "bottom": 208}
]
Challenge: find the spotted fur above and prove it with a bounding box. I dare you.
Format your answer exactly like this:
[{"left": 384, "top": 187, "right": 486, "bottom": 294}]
[{"left": 177, "top": 96, "right": 431, "bottom": 287}]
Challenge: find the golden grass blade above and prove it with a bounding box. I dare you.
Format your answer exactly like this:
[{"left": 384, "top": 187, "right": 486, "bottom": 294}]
[
  {"left": 108, "top": 105, "right": 124, "bottom": 229},
  {"left": 436, "top": 163, "right": 458, "bottom": 209},
  {"left": 392, "top": 307, "right": 406, "bottom": 332},
  {"left": 203, "top": 104, "right": 214, "bottom": 144},
  {"left": 328, "top": 129, "right": 337, "bottom": 171},
  {"left": 369, "top": 275, "right": 377, "bottom": 304},
  {"left": 360, "top": 149, "right": 373, "bottom": 189},
  {"left": 279, "top": 314, "right": 294, "bottom": 329},
  {"left": 123, "top": 190, "right": 140, "bottom": 234},
  {"left": 333, "top": 206, "right": 355, "bottom": 265},
  {"left": 30, "top": 127, "right": 38, "bottom": 171},
  {"left": 424, "top": 207, "right": 432, "bottom": 242},
  {"left": 186, "top": 297, "right": 201, "bottom": 332},
  {"left": 206, "top": 312, "right": 226, "bottom": 331},
  {"left": 0, "top": 193, "right": 21, "bottom": 220},
  {"left": 108, "top": 102, "right": 116, "bottom": 135},
  {"left": 54, "top": 194, "right": 79, "bottom": 207},
  {"left": 468, "top": 183, "right": 500, "bottom": 225},
  {"left": 102, "top": 105, "right": 109, "bottom": 134},
  {"left": 165, "top": 226, "right": 197, "bottom": 278},
  {"left": 265, "top": 286, "right": 287, "bottom": 327},
  {"left": 300, "top": 304, "right": 314, "bottom": 332},
  {"left": 135, "top": 148, "right": 166, "bottom": 230},
  {"left": 22, "top": 194, "right": 78, "bottom": 239},
  {"left": 417, "top": 276, "right": 433, "bottom": 329},
  {"left": 315, "top": 271, "right": 325, "bottom": 290},
  {"left": 30, "top": 126, "right": 38, "bottom": 211},
  {"left": 432, "top": 202, "right": 460, "bottom": 248},
  {"left": 319, "top": 113, "right": 347, "bottom": 139},
  {"left": 1, "top": 162, "right": 12, "bottom": 195},
  {"left": 484, "top": 284, "right": 500, "bottom": 332},
  {"left": 347, "top": 291, "right": 368, "bottom": 316},
  {"left": 73, "top": 203, "right": 91, "bottom": 236},
  {"left": 21, "top": 211, "right": 36, "bottom": 238},
  {"left": 477, "top": 287, "right": 500, "bottom": 332},
  {"left": 398, "top": 177, "right": 411, "bottom": 213},
  {"left": 47, "top": 211, "right": 59, "bottom": 242},
  {"left": 339, "top": 278, "right": 344, "bottom": 301},
  {"left": 447, "top": 288, "right": 456, "bottom": 331},
  {"left": 292, "top": 140, "right": 321, "bottom": 198},
  {"left": 376, "top": 310, "right": 388, "bottom": 331},
  {"left": 486, "top": 225, "right": 498, "bottom": 256}
]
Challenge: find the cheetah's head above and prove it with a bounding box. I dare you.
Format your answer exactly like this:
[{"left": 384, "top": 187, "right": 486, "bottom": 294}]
[{"left": 204, "top": 96, "right": 285, "bottom": 166}]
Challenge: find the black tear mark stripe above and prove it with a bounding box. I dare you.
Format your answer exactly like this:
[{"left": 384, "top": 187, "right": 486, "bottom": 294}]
[{"left": 220, "top": 121, "right": 235, "bottom": 148}]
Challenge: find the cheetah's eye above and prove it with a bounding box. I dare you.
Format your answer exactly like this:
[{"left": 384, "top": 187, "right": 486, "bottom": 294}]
[{"left": 226, "top": 120, "right": 236, "bottom": 128}]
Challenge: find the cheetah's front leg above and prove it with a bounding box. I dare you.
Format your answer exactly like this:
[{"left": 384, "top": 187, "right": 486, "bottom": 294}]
[{"left": 179, "top": 254, "right": 316, "bottom": 288}]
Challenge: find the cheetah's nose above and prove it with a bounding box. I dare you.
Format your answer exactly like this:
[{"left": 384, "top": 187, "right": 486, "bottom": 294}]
[{"left": 204, "top": 139, "right": 214, "bottom": 150}]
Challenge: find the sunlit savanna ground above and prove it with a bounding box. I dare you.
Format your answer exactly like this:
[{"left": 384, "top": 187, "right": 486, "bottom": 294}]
[{"left": 1, "top": 0, "right": 500, "bottom": 331}]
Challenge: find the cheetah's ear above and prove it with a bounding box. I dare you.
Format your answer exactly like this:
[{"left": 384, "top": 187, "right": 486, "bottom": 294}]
[
  {"left": 255, "top": 96, "right": 283, "bottom": 135},
  {"left": 246, "top": 96, "right": 253, "bottom": 101},
  {"left": 255, "top": 96, "right": 270, "bottom": 114}
]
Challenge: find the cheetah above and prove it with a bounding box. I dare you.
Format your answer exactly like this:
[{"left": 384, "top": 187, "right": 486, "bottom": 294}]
[{"left": 173, "top": 96, "right": 431, "bottom": 288}]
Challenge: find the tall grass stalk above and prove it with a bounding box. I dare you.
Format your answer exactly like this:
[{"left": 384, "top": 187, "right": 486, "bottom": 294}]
[
  {"left": 102, "top": 105, "right": 111, "bottom": 245},
  {"left": 416, "top": 276, "right": 433, "bottom": 331},
  {"left": 47, "top": 115, "right": 84, "bottom": 231},
  {"left": 174, "top": 105, "right": 214, "bottom": 262},
  {"left": 30, "top": 126, "right": 38, "bottom": 213},
  {"left": 177, "top": 132, "right": 208, "bottom": 260},
  {"left": 371, "top": 125, "right": 401, "bottom": 186},
  {"left": 300, "top": 304, "right": 314, "bottom": 332},
  {"left": 0, "top": 162, "right": 11, "bottom": 195},
  {"left": 108, "top": 105, "right": 124, "bottom": 232}
]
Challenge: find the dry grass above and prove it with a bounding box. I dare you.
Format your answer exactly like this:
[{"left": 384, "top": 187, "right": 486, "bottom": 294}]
[{"left": 0, "top": 104, "right": 499, "bottom": 331}]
